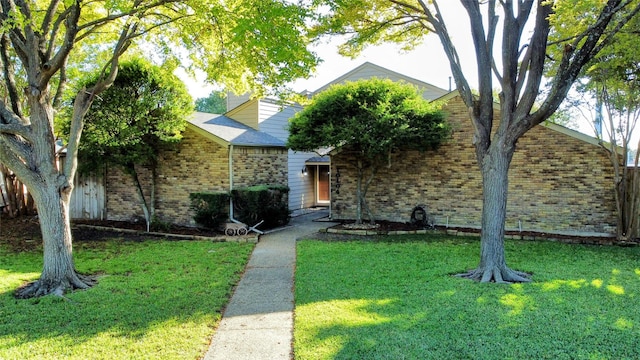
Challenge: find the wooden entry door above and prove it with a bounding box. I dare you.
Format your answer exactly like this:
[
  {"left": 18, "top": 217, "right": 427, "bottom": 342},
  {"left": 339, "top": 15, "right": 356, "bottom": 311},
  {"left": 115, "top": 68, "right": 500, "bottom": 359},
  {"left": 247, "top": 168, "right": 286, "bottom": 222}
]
[{"left": 317, "top": 165, "right": 330, "bottom": 203}]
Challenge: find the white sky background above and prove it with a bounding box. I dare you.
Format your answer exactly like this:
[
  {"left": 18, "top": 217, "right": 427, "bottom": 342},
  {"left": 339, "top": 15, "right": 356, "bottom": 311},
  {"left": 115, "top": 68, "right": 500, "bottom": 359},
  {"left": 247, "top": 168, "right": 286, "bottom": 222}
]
[{"left": 177, "top": 1, "right": 597, "bottom": 137}]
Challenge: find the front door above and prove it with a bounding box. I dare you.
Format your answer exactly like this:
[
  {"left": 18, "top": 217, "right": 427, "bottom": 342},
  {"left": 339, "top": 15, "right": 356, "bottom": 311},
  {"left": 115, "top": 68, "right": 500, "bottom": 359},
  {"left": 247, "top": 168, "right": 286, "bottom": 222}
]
[{"left": 317, "top": 165, "right": 330, "bottom": 203}]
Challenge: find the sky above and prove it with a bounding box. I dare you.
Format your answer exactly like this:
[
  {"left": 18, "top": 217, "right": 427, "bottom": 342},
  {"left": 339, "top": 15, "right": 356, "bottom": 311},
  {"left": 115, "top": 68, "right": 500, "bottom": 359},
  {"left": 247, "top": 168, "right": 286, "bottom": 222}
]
[
  {"left": 177, "top": 2, "right": 597, "bottom": 138},
  {"left": 178, "top": 33, "right": 470, "bottom": 99},
  {"left": 179, "top": 2, "right": 477, "bottom": 99}
]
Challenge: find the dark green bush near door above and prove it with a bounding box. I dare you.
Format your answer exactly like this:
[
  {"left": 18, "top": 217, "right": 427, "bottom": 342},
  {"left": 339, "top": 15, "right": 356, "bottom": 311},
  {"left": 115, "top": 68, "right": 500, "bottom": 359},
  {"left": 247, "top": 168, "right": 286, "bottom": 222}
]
[{"left": 232, "top": 184, "right": 290, "bottom": 230}]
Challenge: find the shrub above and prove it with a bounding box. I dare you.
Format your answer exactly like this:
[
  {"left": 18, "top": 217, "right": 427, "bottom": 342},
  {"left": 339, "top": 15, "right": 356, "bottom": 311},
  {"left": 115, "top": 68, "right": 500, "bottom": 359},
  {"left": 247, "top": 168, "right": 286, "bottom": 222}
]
[
  {"left": 231, "top": 184, "right": 290, "bottom": 230},
  {"left": 189, "top": 192, "right": 230, "bottom": 229}
]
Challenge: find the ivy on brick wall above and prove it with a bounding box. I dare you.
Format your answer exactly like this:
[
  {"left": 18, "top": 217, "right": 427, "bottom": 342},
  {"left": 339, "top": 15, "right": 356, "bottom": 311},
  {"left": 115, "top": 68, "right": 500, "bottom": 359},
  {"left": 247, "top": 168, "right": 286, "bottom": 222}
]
[
  {"left": 231, "top": 184, "right": 290, "bottom": 230},
  {"left": 189, "top": 192, "right": 230, "bottom": 229}
]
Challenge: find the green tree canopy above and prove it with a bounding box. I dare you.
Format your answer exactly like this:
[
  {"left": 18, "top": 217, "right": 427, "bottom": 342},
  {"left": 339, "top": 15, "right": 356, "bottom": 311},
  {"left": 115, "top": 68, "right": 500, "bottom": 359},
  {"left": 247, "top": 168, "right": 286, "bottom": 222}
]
[
  {"left": 62, "top": 58, "right": 192, "bottom": 173},
  {"left": 288, "top": 78, "right": 450, "bottom": 224},
  {"left": 195, "top": 90, "right": 227, "bottom": 114},
  {"left": 59, "top": 58, "right": 192, "bottom": 231},
  {"left": 311, "top": 0, "right": 640, "bottom": 283},
  {"left": 0, "top": 0, "right": 320, "bottom": 298}
]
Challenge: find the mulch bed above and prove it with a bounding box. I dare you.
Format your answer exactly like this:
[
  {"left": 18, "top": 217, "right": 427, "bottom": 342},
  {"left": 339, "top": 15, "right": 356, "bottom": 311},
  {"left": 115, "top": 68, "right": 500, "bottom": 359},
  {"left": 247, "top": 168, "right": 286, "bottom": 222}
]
[
  {"left": 73, "top": 219, "right": 222, "bottom": 238},
  {"left": 325, "top": 219, "right": 638, "bottom": 246},
  {"left": 0, "top": 216, "right": 224, "bottom": 252},
  {"left": 2, "top": 216, "right": 637, "bottom": 252}
]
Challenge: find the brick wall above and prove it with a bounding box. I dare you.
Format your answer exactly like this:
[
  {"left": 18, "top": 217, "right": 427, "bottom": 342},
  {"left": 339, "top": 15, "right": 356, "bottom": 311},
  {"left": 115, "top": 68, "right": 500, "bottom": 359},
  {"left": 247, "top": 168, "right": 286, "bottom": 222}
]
[
  {"left": 106, "top": 127, "right": 287, "bottom": 226},
  {"left": 330, "top": 95, "right": 617, "bottom": 235},
  {"left": 232, "top": 146, "right": 288, "bottom": 188}
]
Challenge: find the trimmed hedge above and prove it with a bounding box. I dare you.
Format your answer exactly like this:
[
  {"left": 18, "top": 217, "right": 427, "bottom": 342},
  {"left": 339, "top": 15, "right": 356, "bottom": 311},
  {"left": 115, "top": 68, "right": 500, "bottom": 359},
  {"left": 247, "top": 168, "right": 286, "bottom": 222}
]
[
  {"left": 231, "top": 184, "right": 290, "bottom": 230},
  {"left": 189, "top": 192, "right": 229, "bottom": 229}
]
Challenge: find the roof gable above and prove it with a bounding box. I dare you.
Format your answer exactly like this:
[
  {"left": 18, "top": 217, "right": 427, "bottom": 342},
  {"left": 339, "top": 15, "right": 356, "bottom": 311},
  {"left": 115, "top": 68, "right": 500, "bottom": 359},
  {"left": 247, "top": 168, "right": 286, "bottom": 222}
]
[
  {"left": 188, "top": 112, "right": 285, "bottom": 147},
  {"left": 434, "top": 91, "right": 608, "bottom": 150},
  {"left": 314, "top": 62, "right": 449, "bottom": 101}
]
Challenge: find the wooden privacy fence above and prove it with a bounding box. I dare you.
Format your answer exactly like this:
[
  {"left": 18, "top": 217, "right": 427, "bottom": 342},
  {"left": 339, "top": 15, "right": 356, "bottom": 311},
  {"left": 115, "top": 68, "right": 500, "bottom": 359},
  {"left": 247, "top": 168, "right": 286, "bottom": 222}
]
[
  {"left": 0, "top": 164, "right": 105, "bottom": 220},
  {"left": 0, "top": 164, "right": 36, "bottom": 217},
  {"left": 70, "top": 171, "right": 106, "bottom": 220}
]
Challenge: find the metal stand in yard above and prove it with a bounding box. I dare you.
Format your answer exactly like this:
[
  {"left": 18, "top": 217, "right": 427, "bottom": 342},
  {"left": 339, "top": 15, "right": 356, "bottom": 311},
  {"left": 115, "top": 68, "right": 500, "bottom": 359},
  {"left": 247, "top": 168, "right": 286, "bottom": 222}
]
[{"left": 224, "top": 220, "right": 265, "bottom": 236}]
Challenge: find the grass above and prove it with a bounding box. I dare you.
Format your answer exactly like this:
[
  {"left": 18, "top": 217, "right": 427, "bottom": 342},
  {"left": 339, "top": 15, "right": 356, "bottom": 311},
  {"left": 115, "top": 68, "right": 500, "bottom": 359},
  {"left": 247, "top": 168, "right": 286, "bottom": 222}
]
[
  {"left": 295, "top": 234, "right": 640, "bottom": 360},
  {"left": 0, "top": 238, "right": 254, "bottom": 359}
]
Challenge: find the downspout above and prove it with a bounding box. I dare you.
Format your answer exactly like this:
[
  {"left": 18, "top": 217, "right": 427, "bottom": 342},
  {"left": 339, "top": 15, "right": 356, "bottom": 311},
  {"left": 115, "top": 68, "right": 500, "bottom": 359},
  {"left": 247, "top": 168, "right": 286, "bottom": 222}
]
[
  {"left": 228, "top": 144, "right": 236, "bottom": 222},
  {"left": 228, "top": 144, "right": 242, "bottom": 225},
  {"left": 329, "top": 164, "right": 332, "bottom": 219}
]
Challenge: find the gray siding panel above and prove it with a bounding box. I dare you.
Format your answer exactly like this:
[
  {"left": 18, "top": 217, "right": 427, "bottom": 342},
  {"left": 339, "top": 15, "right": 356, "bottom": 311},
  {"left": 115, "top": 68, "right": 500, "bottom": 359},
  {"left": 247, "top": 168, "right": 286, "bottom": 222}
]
[
  {"left": 314, "top": 62, "right": 448, "bottom": 100},
  {"left": 258, "top": 101, "right": 300, "bottom": 141},
  {"left": 288, "top": 150, "right": 316, "bottom": 211}
]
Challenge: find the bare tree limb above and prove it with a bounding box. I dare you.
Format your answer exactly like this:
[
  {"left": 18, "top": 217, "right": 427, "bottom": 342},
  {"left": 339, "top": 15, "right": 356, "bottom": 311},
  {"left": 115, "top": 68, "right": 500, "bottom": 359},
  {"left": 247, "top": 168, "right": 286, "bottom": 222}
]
[
  {"left": 63, "top": 23, "right": 137, "bottom": 182},
  {"left": 417, "top": 1, "right": 473, "bottom": 102},
  {"left": 487, "top": 0, "right": 502, "bottom": 84},
  {"left": 1, "top": 0, "right": 29, "bottom": 64},
  {"left": 40, "top": 0, "right": 62, "bottom": 40},
  {"left": 533, "top": 0, "right": 640, "bottom": 128},
  {"left": 0, "top": 140, "right": 38, "bottom": 187},
  {"left": 510, "top": 1, "right": 551, "bottom": 128},
  {"left": 0, "top": 122, "right": 33, "bottom": 140},
  {"left": 0, "top": 33, "right": 22, "bottom": 117},
  {"left": 40, "top": 2, "right": 80, "bottom": 85}
]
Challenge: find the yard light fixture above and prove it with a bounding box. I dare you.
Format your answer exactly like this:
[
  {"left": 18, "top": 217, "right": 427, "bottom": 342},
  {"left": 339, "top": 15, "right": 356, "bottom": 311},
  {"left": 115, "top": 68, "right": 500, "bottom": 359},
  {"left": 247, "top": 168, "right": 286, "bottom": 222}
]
[{"left": 302, "top": 166, "right": 308, "bottom": 176}]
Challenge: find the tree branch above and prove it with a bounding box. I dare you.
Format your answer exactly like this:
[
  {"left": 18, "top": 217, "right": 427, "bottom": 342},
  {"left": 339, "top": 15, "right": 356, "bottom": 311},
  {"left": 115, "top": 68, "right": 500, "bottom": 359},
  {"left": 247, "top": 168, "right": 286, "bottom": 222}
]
[
  {"left": 63, "top": 23, "right": 137, "bottom": 181},
  {"left": 487, "top": 0, "right": 502, "bottom": 84},
  {"left": 0, "top": 122, "right": 33, "bottom": 140},
  {"left": 40, "top": 1, "right": 80, "bottom": 85},
  {"left": 0, "top": 102, "right": 26, "bottom": 126},
  {"left": 41, "top": 0, "right": 63, "bottom": 48},
  {"left": 75, "top": 0, "right": 181, "bottom": 40},
  {"left": 2, "top": 0, "right": 29, "bottom": 65},
  {"left": 0, "top": 33, "right": 22, "bottom": 117},
  {"left": 417, "top": 1, "right": 474, "bottom": 103},
  {"left": 52, "top": 59, "right": 68, "bottom": 108},
  {"left": 533, "top": 0, "right": 639, "bottom": 128},
  {"left": 458, "top": 0, "right": 494, "bottom": 153},
  {"left": 45, "top": 4, "right": 74, "bottom": 61},
  {"left": 511, "top": 1, "right": 551, "bottom": 126},
  {"left": 0, "top": 140, "right": 39, "bottom": 188}
]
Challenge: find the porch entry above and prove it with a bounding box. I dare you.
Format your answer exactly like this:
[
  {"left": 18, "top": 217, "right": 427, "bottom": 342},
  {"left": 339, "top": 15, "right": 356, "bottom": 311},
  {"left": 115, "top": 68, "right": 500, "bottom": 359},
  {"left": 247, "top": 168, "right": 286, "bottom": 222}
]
[
  {"left": 316, "top": 165, "right": 330, "bottom": 203},
  {"left": 305, "top": 156, "right": 330, "bottom": 206}
]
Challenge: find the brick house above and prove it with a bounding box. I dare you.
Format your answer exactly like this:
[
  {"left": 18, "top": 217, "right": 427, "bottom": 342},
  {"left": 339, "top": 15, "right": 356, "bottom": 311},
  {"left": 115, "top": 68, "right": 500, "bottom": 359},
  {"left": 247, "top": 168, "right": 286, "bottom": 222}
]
[
  {"left": 104, "top": 112, "right": 287, "bottom": 226},
  {"left": 82, "top": 61, "right": 617, "bottom": 235},
  {"left": 325, "top": 65, "right": 617, "bottom": 236}
]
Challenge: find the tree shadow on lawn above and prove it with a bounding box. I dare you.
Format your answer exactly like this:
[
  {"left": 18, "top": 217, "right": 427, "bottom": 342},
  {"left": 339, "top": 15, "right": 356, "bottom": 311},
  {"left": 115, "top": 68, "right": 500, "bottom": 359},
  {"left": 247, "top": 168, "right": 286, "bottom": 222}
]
[
  {"left": 294, "top": 240, "right": 640, "bottom": 360},
  {"left": 0, "top": 239, "right": 253, "bottom": 358}
]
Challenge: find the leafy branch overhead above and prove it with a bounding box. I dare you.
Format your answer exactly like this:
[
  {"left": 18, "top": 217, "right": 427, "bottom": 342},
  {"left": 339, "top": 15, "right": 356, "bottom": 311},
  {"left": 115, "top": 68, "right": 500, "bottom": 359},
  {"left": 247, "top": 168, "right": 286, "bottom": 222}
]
[
  {"left": 0, "top": 0, "right": 320, "bottom": 298},
  {"left": 59, "top": 58, "right": 192, "bottom": 175}
]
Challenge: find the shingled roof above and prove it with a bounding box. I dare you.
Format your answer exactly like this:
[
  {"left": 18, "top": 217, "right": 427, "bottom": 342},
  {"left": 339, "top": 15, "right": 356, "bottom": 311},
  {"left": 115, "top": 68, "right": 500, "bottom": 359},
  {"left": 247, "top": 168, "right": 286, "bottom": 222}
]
[{"left": 188, "top": 112, "right": 285, "bottom": 147}]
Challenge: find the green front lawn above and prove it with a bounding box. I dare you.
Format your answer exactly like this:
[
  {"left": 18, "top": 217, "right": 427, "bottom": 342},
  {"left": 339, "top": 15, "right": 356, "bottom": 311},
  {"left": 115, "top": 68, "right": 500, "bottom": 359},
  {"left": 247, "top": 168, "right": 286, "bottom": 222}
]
[
  {"left": 295, "top": 235, "right": 640, "bottom": 360},
  {"left": 0, "top": 239, "right": 253, "bottom": 359}
]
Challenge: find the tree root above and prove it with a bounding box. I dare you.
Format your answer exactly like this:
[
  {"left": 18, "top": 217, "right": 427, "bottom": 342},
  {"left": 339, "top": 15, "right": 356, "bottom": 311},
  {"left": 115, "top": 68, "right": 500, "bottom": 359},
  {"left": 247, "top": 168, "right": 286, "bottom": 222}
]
[
  {"left": 14, "top": 273, "right": 97, "bottom": 299},
  {"left": 456, "top": 266, "right": 531, "bottom": 284}
]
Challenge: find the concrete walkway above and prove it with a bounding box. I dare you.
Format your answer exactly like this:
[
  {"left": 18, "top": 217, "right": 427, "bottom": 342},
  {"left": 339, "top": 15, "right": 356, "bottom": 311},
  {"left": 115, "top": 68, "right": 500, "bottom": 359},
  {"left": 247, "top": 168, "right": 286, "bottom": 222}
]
[{"left": 203, "top": 210, "right": 333, "bottom": 360}]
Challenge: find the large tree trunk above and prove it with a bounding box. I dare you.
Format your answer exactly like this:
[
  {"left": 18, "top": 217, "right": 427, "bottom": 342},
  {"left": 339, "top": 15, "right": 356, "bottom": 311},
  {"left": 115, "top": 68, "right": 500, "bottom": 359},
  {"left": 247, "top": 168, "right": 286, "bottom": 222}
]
[
  {"left": 457, "top": 142, "right": 531, "bottom": 283},
  {"left": 11, "top": 94, "right": 97, "bottom": 299},
  {"left": 15, "top": 184, "right": 95, "bottom": 298}
]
